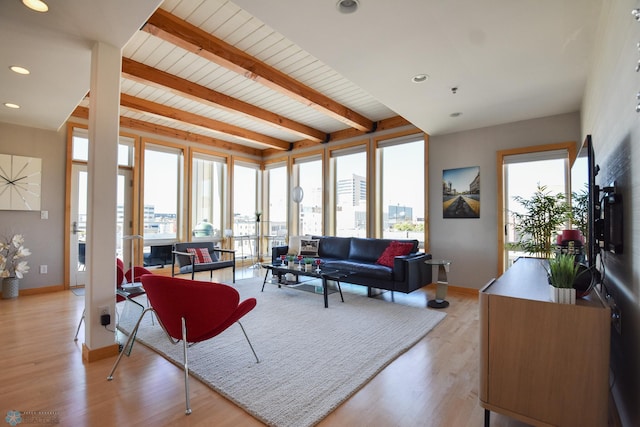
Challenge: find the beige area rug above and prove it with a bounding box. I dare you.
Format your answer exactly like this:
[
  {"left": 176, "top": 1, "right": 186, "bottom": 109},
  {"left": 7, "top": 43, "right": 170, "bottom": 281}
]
[{"left": 118, "top": 277, "right": 446, "bottom": 427}]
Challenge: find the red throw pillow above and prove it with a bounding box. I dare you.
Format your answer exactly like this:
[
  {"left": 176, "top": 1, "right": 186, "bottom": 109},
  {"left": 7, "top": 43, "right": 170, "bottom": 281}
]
[
  {"left": 186, "top": 247, "right": 213, "bottom": 264},
  {"left": 376, "top": 241, "right": 414, "bottom": 268}
]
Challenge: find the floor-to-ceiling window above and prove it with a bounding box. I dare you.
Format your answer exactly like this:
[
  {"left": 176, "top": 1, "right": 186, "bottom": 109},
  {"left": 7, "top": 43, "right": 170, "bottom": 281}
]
[
  {"left": 265, "top": 161, "right": 288, "bottom": 251},
  {"left": 376, "top": 135, "right": 425, "bottom": 248},
  {"left": 330, "top": 144, "right": 367, "bottom": 237},
  {"left": 233, "top": 161, "right": 259, "bottom": 262},
  {"left": 143, "top": 143, "right": 182, "bottom": 243},
  {"left": 294, "top": 154, "right": 323, "bottom": 236},
  {"left": 191, "top": 152, "right": 227, "bottom": 240}
]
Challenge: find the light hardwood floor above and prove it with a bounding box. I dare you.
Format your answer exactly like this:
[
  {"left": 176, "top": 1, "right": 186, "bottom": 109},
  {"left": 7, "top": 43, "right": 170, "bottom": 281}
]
[{"left": 0, "top": 268, "right": 534, "bottom": 426}]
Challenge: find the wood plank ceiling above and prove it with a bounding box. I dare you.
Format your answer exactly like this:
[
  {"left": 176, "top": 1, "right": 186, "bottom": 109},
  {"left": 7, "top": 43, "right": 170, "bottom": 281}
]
[{"left": 72, "top": 0, "right": 405, "bottom": 156}]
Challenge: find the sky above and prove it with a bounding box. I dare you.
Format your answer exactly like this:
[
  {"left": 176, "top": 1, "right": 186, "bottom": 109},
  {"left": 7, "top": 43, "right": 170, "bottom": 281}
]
[{"left": 442, "top": 166, "right": 479, "bottom": 193}]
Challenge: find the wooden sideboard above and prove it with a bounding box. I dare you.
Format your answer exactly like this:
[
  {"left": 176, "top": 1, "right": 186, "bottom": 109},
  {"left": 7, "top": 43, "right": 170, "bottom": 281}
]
[{"left": 479, "top": 257, "right": 611, "bottom": 427}]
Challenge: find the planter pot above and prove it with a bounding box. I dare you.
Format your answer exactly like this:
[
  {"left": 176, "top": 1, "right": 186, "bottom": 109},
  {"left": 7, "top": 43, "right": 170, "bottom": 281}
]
[
  {"left": 2, "top": 277, "right": 19, "bottom": 299},
  {"left": 305, "top": 264, "right": 313, "bottom": 272},
  {"left": 549, "top": 285, "right": 575, "bottom": 304},
  {"left": 287, "top": 261, "right": 295, "bottom": 269}
]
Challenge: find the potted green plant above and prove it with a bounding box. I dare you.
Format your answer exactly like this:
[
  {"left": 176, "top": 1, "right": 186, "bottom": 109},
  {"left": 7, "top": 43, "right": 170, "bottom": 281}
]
[
  {"left": 286, "top": 255, "right": 296, "bottom": 269},
  {"left": 510, "top": 184, "right": 572, "bottom": 259},
  {"left": 303, "top": 257, "right": 313, "bottom": 272},
  {"left": 547, "top": 254, "right": 580, "bottom": 304}
]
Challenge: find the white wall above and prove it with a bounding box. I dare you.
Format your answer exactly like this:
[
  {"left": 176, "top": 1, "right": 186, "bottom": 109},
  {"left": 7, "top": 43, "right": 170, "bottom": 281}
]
[
  {"left": 428, "top": 112, "right": 581, "bottom": 289},
  {"left": 0, "top": 122, "right": 66, "bottom": 290},
  {"left": 582, "top": 1, "right": 640, "bottom": 425}
]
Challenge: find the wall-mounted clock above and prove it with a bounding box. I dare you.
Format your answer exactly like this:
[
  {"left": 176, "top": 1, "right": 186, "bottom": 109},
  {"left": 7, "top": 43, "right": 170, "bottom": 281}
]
[{"left": 0, "top": 154, "right": 42, "bottom": 211}]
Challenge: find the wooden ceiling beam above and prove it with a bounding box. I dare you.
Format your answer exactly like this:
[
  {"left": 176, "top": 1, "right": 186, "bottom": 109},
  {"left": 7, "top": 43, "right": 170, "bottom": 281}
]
[
  {"left": 143, "top": 8, "right": 374, "bottom": 132},
  {"left": 122, "top": 58, "right": 328, "bottom": 143},
  {"left": 261, "top": 116, "right": 414, "bottom": 157},
  {"left": 120, "top": 94, "right": 291, "bottom": 151},
  {"left": 71, "top": 106, "right": 262, "bottom": 157}
]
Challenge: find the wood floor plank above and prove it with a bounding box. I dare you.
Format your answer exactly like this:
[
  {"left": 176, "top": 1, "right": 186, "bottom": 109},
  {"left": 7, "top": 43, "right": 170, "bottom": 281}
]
[{"left": 0, "top": 269, "right": 582, "bottom": 426}]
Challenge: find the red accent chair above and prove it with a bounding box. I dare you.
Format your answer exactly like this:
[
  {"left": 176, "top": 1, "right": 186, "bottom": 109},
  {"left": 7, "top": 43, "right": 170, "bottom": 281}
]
[
  {"left": 107, "top": 275, "right": 259, "bottom": 415},
  {"left": 124, "top": 266, "right": 153, "bottom": 284}
]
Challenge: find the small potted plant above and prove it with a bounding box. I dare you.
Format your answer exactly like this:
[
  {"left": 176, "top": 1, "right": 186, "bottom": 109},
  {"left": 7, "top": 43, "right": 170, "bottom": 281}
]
[
  {"left": 287, "top": 255, "right": 296, "bottom": 269},
  {"left": 547, "top": 253, "right": 580, "bottom": 304},
  {"left": 0, "top": 234, "right": 31, "bottom": 299},
  {"left": 304, "top": 257, "right": 313, "bottom": 272}
]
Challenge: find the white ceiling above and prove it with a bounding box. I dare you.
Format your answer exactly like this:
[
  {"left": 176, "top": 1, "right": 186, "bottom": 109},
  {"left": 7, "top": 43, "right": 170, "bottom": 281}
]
[
  {"left": 234, "top": 0, "right": 604, "bottom": 135},
  {"left": 0, "top": 0, "right": 162, "bottom": 130},
  {"left": 0, "top": 0, "right": 604, "bottom": 140}
]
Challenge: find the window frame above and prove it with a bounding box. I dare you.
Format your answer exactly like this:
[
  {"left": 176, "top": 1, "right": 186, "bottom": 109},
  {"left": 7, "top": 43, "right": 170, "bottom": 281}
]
[
  {"left": 373, "top": 131, "right": 429, "bottom": 251},
  {"left": 141, "top": 139, "right": 186, "bottom": 246},
  {"left": 292, "top": 150, "right": 325, "bottom": 236},
  {"left": 189, "top": 148, "right": 229, "bottom": 242},
  {"left": 328, "top": 141, "right": 368, "bottom": 237}
]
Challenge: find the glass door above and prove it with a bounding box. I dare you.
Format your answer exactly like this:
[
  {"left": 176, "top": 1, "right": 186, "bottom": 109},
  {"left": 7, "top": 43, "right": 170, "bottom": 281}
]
[
  {"left": 499, "top": 145, "right": 572, "bottom": 273},
  {"left": 116, "top": 168, "right": 133, "bottom": 270},
  {"left": 69, "top": 165, "right": 133, "bottom": 285},
  {"left": 70, "top": 164, "right": 87, "bottom": 287}
]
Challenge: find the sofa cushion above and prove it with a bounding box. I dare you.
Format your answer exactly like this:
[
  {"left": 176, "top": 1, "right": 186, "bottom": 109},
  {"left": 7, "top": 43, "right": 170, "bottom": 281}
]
[
  {"left": 349, "top": 238, "right": 396, "bottom": 263},
  {"left": 323, "top": 260, "right": 393, "bottom": 281},
  {"left": 298, "top": 238, "right": 319, "bottom": 257},
  {"left": 186, "top": 247, "right": 213, "bottom": 264},
  {"left": 174, "top": 242, "right": 219, "bottom": 267},
  {"left": 287, "top": 235, "right": 313, "bottom": 255},
  {"left": 376, "top": 241, "right": 414, "bottom": 267},
  {"left": 317, "top": 236, "right": 351, "bottom": 259}
]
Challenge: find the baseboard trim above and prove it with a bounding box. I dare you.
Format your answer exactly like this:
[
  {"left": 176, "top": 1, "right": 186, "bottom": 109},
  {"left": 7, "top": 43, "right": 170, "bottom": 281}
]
[
  {"left": 20, "top": 284, "right": 65, "bottom": 296},
  {"left": 448, "top": 285, "right": 480, "bottom": 297},
  {"left": 82, "top": 343, "right": 119, "bottom": 363}
]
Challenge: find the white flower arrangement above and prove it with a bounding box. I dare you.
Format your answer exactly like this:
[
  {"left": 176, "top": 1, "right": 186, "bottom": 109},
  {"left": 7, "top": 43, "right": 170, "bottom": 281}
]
[{"left": 0, "top": 234, "right": 31, "bottom": 279}]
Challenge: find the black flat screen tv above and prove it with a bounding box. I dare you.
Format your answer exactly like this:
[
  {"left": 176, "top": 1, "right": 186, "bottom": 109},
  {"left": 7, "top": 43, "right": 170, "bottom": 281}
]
[{"left": 571, "top": 134, "right": 599, "bottom": 269}]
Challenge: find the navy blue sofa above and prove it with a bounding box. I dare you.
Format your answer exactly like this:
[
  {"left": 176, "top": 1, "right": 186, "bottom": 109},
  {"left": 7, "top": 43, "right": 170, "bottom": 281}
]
[{"left": 271, "top": 236, "right": 432, "bottom": 295}]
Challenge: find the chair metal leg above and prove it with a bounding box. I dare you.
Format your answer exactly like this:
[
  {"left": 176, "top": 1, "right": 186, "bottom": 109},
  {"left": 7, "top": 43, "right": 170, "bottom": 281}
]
[
  {"left": 182, "top": 317, "right": 192, "bottom": 415},
  {"left": 107, "top": 307, "right": 154, "bottom": 381},
  {"left": 73, "top": 308, "right": 85, "bottom": 341},
  {"left": 237, "top": 321, "right": 260, "bottom": 363}
]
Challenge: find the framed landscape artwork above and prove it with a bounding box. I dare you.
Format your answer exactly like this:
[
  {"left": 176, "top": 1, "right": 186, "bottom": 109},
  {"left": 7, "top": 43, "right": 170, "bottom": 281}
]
[{"left": 442, "top": 166, "right": 480, "bottom": 218}]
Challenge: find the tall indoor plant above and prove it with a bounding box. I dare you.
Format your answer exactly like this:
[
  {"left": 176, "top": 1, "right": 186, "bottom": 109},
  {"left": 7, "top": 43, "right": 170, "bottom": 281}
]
[
  {"left": 0, "top": 234, "right": 31, "bottom": 299},
  {"left": 510, "top": 184, "right": 572, "bottom": 258}
]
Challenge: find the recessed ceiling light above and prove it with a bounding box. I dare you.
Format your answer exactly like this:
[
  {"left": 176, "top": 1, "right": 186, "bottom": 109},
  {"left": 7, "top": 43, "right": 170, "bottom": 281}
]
[
  {"left": 10, "top": 66, "right": 30, "bottom": 75},
  {"left": 22, "top": 0, "right": 49, "bottom": 13},
  {"left": 450, "top": 112, "right": 462, "bottom": 118},
  {"left": 336, "top": 0, "right": 359, "bottom": 14},
  {"left": 411, "top": 74, "right": 429, "bottom": 83},
  {"left": 4, "top": 103, "right": 21, "bottom": 109}
]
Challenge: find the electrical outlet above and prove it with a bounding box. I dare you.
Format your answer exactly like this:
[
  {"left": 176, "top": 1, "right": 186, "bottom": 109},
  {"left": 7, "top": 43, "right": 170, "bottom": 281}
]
[
  {"left": 99, "top": 306, "right": 109, "bottom": 316},
  {"left": 39, "top": 265, "right": 47, "bottom": 274}
]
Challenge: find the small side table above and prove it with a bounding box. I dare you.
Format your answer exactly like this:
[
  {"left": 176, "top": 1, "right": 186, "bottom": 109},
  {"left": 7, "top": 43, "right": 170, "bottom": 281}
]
[{"left": 425, "top": 259, "right": 451, "bottom": 308}]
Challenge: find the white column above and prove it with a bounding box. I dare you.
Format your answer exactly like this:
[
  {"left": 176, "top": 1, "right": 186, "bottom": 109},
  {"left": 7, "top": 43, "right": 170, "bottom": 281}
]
[{"left": 84, "top": 41, "right": 121, "bottom": 353}]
